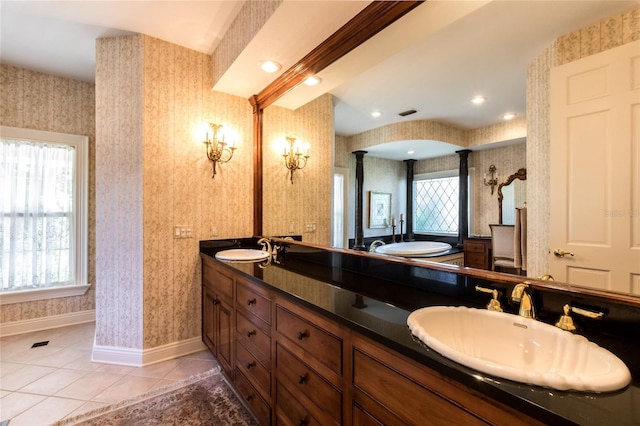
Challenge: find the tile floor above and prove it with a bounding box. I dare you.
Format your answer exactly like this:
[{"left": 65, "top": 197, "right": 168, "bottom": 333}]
[{"left": 0, "top": 322, "right": 218, "bottom": 425}]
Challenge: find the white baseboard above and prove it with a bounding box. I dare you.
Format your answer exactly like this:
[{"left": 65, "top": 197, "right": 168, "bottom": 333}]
[
  {"left": 92, "top": 336, "right": 207, "bottom": 367},
  {"left": 0, "top": 309, "right": 96, "bottom": 337}
]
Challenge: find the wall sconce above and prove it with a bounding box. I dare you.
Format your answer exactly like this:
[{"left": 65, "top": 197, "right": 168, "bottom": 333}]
[
  {"left": 283, "top": 137, "right": 310, "bottom": 183},
  {"left": 484, "top": 164, "right": 498, "bottom": 194},
  {"left": 203, "top": 123, "right": 236, "bottom": 178}
]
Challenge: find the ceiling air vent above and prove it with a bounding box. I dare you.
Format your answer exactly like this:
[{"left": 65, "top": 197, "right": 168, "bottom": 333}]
[{"left": 398, "top": 109, "right": 417, "bottom": 117}]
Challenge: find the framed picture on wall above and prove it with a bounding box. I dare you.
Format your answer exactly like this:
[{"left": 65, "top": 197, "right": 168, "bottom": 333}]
[{"left": 368, "top": 191, "right": 391, "bottom": 229}]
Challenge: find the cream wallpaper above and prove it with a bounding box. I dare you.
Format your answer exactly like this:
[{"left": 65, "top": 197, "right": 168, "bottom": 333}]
[
  {"left": 0, "top": 64, "right": 96, "bottom": 324},
  {"left": 262, "top": 94, "right": 334, "bottom": 246},
  {"left": 95, "top": 34, "right": 253, "bottom": 349}
]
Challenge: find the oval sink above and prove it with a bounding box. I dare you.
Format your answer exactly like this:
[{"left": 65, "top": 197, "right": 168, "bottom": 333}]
[
  {"left": 407, "top": 306, "right": 631, "bottom": 392},
  {"left": 375, "top": 241, "right": 452, "bottom": 257},
  {"left": 215, "top": 249, "right": 269, "bottom": 262}
]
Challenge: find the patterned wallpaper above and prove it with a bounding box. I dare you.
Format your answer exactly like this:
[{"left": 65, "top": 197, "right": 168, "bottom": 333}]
[
  {"left": 95, "top": 34, "right": 253, "bottom": 349},
  {"left": 262, "top": 94, "right": 334, "bottom": 246},
  {"left": 211, "top": 0, "right": 282, "bottom": 86},
  {"left": 0, "top": 65, "right": 96, "bottom": 323}
]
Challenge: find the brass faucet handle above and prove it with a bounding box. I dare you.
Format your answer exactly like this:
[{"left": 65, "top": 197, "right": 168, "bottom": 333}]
[
  {"left": 555, "top": 304, "right": 577, "bottom": 331},
  {"left": 475, "top": 286, "right": 503, "bottom": 312},
  {"left": 555, "top": 304, "right": 604, "bottom": 331}
]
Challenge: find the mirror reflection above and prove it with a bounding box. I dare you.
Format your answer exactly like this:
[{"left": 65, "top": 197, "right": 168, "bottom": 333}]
[
  {"left": 260, "top": 1, "right": 640, "bottom": 299},
  {"left": 498, "top": 169, "right": 527, "bottom": 225}
]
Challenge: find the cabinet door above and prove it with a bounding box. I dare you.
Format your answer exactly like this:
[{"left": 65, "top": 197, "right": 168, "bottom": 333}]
[
  {"left": 202, "top": 286, "right": 217, "bottom": 353},
  {"left": 218, "top": 296, "right": 234, "bottom": 377}
]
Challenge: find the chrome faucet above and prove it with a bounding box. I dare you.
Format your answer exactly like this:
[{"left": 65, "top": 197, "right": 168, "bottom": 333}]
[
  {"left": 369, "top": 239, "right": 386, "bottom": 252},
  {"left": 511, "top": 282, "right": 535, "bottom": 319}
]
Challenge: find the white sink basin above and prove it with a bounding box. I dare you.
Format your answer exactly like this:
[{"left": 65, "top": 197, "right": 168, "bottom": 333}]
[
  {"left": 375, "top": 241, "right": 451, "bottom": 257},
  {"left": 215, "top": 249, "right": 269, "bottom": 262},
  {"left": 407, "top": 306, "right": 631, "bottom": 392}
]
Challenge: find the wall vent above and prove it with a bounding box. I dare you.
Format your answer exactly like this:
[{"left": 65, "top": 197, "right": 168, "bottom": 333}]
[{"left": 398, "top": 109, "right": 417, "bottom": 117}]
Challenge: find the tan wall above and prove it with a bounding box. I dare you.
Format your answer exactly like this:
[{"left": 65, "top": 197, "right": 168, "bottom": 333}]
[
  {"left": 0, "top": 65, "right": 96, "bottom": 323},
  {"left": 95, "top": 34, "right": 253, "bottom": 349}
]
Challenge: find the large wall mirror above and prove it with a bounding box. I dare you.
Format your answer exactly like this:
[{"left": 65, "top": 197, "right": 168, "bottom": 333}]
[
  {"left": 498, "top": 168, "right": 526, "bottom": 225},
  {"left": 253, "top": 1, "right": 640, "bottom": 303}
]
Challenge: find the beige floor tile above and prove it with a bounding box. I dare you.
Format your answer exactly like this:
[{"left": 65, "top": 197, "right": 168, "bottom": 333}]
[
  {"left": 30, "top": 347, "right": 90, "bottom": 369},
  {"left": 0, "top": 365, "right": 56, "bottom": 391},
  {"left": 94, "top": 363, "right": 135, "bottom": 375},
  {"left": 19, "top": 368, "right": 88, "bottom": 395},
  {"left": 8, "top": 396, "right": 85, "bottom": 426},
  {"left": 127, "top": 358, "right": 180, "bottom": 378},
  {"left": 54, "top": 371, "right": 123, "bottom": 400},
  {"left": 62, "top": 356, "right": 102, "bottom": 371},
  {"left": 0, "top": 361, "right": 26, "bottom": 378},
  {"left": 162, "top": 358, "right": 218, "bottom": 381},
  {"left": 63, "top": 400, "right": 108, "bottom": 420},
  {"left": 183, "top": 349, "right": 216, "bottom": 361},
  {"left": 0, "top": 392, "right": 47, "bottom": 421},
  {"left": 3, "top": 343, "right": 65, "bottom": 366},
  {"left": 146, "top": 378, "right": 179, "bottom": 392},
  {"left": 91, "top": 375, "right": 160, "bottom": 404}
]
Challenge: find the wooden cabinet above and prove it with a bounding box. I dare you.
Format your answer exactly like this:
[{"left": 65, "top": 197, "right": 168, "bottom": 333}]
[
  {"left": 234, "top": 277, "right": 273, "bottom": 423},
  {"left": 463, "top": 238, "right": 492, "bottom": 270},
  {"left": 202, "top": 256, "right": 543, "bottom": 426},
  {"left": 275, "top": 300, "right": 344, "bottom": 426},
  {"left": 350, "top": 333, "right": 542, "bottom": 426},
  {"left": 202, "top": 259, "right": 234, "bottom": 378}
]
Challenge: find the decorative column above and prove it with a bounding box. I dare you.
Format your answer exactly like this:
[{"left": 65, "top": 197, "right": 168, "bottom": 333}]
[
  {"left": 404, "top": 159, "right": 416, "bottom": 241},
  {"left": 353, "top": 151, "right": 367, "bottom": 250},
  {"left": 456, "top": 150, "right": 472, "bottom": 247}
]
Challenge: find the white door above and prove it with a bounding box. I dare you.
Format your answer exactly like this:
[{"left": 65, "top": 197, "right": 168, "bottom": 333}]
[{"left": 550, "top": 40, "right": 640, "bottom": 294}]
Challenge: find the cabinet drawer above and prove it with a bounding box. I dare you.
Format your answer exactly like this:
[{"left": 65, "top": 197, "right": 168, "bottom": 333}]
[
  {"left": 465, "top": 252, "right": 486, "bottom": 265},
  {"left": 237, "top": 280, "right": 272, "bottom": 325},
  {"left": 236, "top": 311, "right": 271, "bottom": 365},
  {"left": 276, "top": 380, "right": 322, "bottom": 426},
  {"left": 353, "top": 348, "right": 485, "bottom": 425},
  {"left": 235, "top": 368, "right": 270, "bottom": 426},
  {"left": 236, "top": 340, "right": 270, "bottom": 395},
  {"left": 202, "top": 261, "right": 233, "bottom": 299},
  {"left": 276, "top": 306, "right": 342, "bottom": 375},
  {"left": 276, "top": 344, "right": 341, "bottom": 422},
  {"left": 463, "top": 241, "right": 486, "bottom": 253}
]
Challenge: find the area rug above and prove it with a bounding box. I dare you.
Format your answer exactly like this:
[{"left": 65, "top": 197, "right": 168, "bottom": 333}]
[{"left": 51, "top": 368, "right": 258, "bottom": 426}]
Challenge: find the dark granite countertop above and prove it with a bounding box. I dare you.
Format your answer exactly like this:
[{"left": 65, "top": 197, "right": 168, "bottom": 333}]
[{"left": 200, "top": 238, "right": 640, "bottom": 426}]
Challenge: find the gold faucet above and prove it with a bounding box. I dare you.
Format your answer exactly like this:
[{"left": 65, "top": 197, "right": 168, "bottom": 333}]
[
  {"left": 369, "top": 240, "right": 386, "bottom": 252},
  {"left": 511, "top": 282, "right": 535, "bottom": 319}
]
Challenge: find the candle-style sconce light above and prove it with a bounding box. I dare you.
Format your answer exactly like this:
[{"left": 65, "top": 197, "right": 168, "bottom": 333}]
[
  {"left": 283, "top": 136, "right": 310, "bottom": 183},
  {"left": 484, "top": 164, "right": 498, "bottom": 194},
  {"left": 203, "top": 123, "right": 236, "bottom": 178}
]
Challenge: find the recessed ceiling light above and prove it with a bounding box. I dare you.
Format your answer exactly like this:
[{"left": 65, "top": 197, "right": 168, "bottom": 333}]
[
  {"left": 503, "top": 112, "right": 516, "bottom": 120},
  {"left": 471, "top": 96, "right": 486, "bottom": 105},
  {"left": 371, "top": 111, "right": 382, "bottom": 118},
  {"left": 258, "top": 60, "right": 281, "bottom": 73},
  {"left": 407, "top": 150, "right": 415, "bottom": 155},
  {"left": 304, "top": 75, "right": 322, "bottom": 86}
]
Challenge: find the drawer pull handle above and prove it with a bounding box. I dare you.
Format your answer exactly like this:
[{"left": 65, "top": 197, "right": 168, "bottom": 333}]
[
  {"left": 247, "top": 330, "right": 257, "bottom": 338},
  {"left": 212, "top": 299, "right": 219, "bottom": 305},
  {"left": 246, "top": 361, "right": 256, "bottom": 369},
  {"left": 247, "top": 298, "right": 257, "bottom": 306},
  {"left": 299, "top": 420, "right": 308, "bottom": 426},
  {"left": 298, "top": 373, "right": 308, "bottom": 384},
  {"left": 297, "top": 330, "right": 309, "bottom": 340},
  {"left": 246, "top": 395, "right": 253, "bottom": 402}
]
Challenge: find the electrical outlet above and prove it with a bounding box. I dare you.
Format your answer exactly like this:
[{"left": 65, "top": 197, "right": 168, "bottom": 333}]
[
  {"left": 305, "top": 223, "right": 317, "bottom": 233},
  {"left": 211, "top": 226, "right": 218, "bottom": 237}
]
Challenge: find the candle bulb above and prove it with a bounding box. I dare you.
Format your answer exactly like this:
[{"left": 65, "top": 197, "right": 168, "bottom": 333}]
[
  {"left": 392, "top": 217, "right": 396, "bottom": 226},
  {"left": 400, "top": 213, "right": 403, "bottom": 221}
]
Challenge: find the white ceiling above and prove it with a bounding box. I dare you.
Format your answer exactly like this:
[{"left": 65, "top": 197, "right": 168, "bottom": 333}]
[{"left": 1, "top": 0, "right": 638, "bottom": 161}]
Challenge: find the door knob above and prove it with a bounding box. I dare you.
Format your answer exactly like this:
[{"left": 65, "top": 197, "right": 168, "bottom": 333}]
[{"left": 553, "top": 249, "right": 574, "bottom": 258}]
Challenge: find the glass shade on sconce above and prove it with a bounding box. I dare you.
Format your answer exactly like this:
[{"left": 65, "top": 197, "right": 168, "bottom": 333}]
[
  {"left": 203, "top": 123, "right": 236, "bottom": 178},
  {"left": 283, "top": 137, "right": 310, "bottom": 183}
]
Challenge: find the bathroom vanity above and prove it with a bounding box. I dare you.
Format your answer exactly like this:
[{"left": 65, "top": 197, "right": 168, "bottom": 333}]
[{"left": 200, "top": 238, "right": 639, "bottom": 426}]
